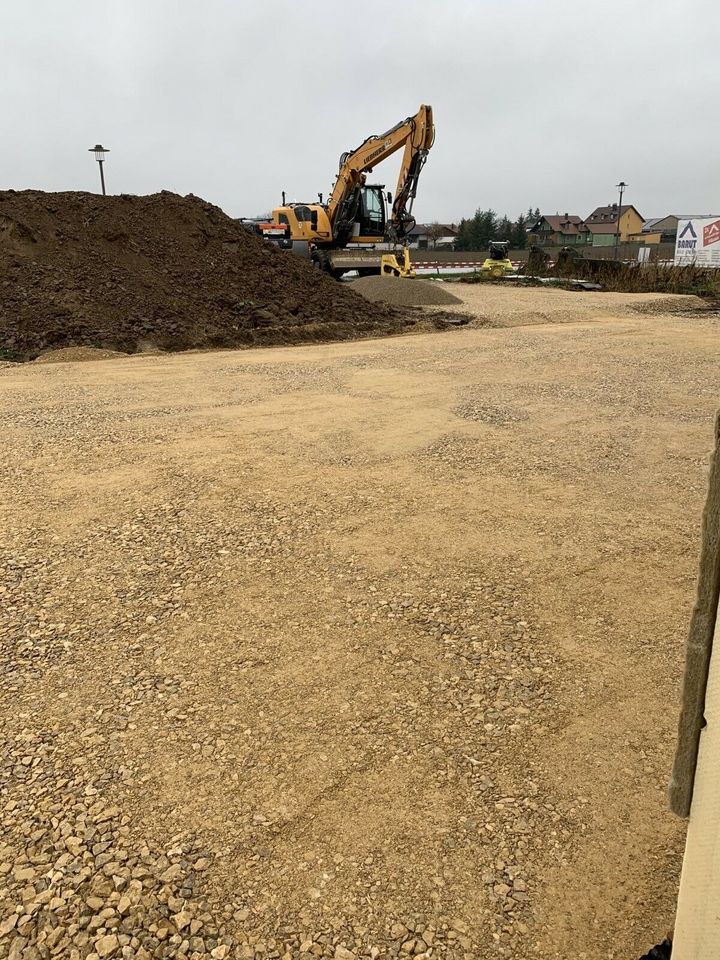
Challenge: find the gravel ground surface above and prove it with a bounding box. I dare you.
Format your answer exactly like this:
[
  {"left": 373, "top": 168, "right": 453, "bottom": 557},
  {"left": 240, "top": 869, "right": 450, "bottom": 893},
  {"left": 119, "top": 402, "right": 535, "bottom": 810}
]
[
  {"left": 438, "top": 283, "right": 709, "bottom": 327},
  {"left": 33, "top": 348, "right": 130, "bottom": 364},
  {"left": 2, "top": 285, "right": 718, "bottom": 960},
  {"left": 348, "top": 278, "right": 461, "bottom": 307}
]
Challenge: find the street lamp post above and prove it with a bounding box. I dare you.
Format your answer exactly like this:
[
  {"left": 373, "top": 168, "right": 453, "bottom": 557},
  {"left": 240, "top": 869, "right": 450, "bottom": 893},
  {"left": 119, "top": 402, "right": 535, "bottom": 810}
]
[
  {"left": 613, "top": 180, "right": 628, "bottom": 260},
  {"left": 88, "top": 144, "right": 110, "bottom": 195}
]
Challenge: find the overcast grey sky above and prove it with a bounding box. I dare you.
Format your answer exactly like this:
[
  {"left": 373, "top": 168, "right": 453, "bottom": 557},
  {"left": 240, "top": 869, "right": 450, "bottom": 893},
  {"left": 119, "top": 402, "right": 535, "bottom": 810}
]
[{"left": 2, "top": 0, "right": 719, "bottom": 223}]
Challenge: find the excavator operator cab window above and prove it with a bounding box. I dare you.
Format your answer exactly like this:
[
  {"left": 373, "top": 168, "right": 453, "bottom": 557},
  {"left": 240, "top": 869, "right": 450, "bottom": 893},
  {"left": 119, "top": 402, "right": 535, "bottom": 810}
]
[
  {"left": 278, "top": 214, "right": 289, "bottom": 226},
  {"left": 292, "top": 206, "right": 318, "bottom": 230},
  {"left": 358, "top": 187, "right": 385, "bottom": 237}
]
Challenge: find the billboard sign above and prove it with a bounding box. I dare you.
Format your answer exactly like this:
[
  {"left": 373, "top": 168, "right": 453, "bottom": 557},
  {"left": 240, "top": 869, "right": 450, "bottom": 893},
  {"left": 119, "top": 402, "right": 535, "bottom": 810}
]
[{"left": 675, "top": 217, "right": 720, "bottom": 266}]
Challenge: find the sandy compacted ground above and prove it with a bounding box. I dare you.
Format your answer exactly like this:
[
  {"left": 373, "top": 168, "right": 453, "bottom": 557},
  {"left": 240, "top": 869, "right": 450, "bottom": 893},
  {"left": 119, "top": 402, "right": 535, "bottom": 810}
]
[{"left": 1, "top": 286, "right": 718, "bottom": 960}]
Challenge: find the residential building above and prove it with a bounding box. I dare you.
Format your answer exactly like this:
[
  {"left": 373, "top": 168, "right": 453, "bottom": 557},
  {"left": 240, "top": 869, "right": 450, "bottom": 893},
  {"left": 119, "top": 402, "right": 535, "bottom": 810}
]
[
  {"left": 408, "top": 223, "right": 459, "bottom": 250},
  {"left": 584, "top": 204, "right": 644, "bottom": 247},
  {"left": 640, "top": 216, "right": 678, "bottom": 243},
  {"left": 626, "top": 214, "right": 720, "bottom": 245},
  {"left": 527, "top": 214, "right": 589, "bottom": 246}
]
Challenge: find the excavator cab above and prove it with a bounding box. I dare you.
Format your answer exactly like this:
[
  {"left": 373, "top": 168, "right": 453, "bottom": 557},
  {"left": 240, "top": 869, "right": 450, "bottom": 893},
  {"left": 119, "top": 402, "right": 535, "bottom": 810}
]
[
  {"left": 333, "top": 184, "right": 388, "bottom": 245},
  {"left": 355, "top": 185, "right": 386, "bottom": 239}
]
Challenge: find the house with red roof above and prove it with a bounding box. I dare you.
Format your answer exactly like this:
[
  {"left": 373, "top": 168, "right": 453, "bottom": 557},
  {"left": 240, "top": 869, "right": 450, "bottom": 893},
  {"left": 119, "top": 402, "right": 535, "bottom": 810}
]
[{"left": 527, "top": 214, "right": 589, "bottom": 247}]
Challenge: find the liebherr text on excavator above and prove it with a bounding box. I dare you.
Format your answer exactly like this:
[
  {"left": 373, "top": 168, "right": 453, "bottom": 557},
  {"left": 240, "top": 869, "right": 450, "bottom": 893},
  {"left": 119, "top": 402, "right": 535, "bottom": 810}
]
[{"left": 243, "top": 105, "right": 434, "bottom": 279}]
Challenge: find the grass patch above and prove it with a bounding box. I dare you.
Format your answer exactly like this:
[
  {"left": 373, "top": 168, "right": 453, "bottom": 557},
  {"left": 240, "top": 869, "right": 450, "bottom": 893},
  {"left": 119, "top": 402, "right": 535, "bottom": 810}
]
[
  {"left": 608, "top": 264, "right": 719, "bottom": 296},
  {"left": 555, "top": 259, "right": 720, "bottom": 296}
]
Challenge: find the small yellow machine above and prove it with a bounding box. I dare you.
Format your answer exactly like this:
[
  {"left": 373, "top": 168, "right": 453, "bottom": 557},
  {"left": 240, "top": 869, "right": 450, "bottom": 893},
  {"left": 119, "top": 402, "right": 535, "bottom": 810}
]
[
  {"left": 380, "top": 247, "right": 416, "bottom": 278},
  {"left": 480, "top": 241, "right": 515, "bottom": 278}
]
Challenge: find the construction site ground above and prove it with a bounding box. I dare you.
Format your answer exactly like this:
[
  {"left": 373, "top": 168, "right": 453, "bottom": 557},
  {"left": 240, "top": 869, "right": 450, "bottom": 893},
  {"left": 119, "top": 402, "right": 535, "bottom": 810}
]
[{"left": 2, "top": 285, "right": 718, "bottom": 960}]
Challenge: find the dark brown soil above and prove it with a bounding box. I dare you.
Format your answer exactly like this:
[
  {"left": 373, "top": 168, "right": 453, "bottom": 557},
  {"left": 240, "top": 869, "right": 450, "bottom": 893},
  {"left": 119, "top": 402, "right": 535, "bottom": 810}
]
[
  {"left": 350, "top": 275, "right": 462, "bottom": 306},
  {"left": 0, "top": 191, "right": 419, "bottom": 361}
]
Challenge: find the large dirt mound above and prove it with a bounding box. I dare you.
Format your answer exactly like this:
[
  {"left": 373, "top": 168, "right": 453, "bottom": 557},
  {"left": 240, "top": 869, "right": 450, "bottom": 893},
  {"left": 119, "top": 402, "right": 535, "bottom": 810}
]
[
  {"left": 0, "top": 190, "right": 418, "bottom": 361},
  {"left": 350, "top": 275, "right": 462, "bottom": 306}
]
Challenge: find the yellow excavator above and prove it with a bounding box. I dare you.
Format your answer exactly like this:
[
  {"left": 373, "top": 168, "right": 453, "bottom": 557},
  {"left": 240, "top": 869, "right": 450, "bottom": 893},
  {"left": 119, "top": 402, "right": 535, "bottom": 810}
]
[{"left": 269, "top": 105, "right": 434, "bottom": 278}]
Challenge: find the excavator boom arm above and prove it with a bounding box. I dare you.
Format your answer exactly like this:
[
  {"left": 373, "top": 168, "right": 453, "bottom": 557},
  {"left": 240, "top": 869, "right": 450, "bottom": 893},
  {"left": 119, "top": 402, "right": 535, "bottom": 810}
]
[
  {"left": 328, "top": 105, "right": 434, "bottom": 244},
  {"left": 389, "top": 107, "right": 434, "bottom": 240}
]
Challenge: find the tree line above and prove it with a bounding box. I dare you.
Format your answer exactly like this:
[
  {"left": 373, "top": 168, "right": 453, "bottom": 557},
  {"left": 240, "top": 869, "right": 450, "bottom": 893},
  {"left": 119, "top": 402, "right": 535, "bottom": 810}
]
[{"left": 454, "top": 207, "right": 541, "bottom": 251}]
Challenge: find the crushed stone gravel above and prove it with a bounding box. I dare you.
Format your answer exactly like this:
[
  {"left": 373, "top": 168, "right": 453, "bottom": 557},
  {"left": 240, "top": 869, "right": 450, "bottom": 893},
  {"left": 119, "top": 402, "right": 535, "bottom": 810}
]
[
  {"left": 2, "top": 285, "right": 718, "bottom": 959},
  {"left": 33, "top": 347, "right": 129, "bottom": 364},
  {"left": 348, "top": 276, "right": 462, "bottom": 306}
]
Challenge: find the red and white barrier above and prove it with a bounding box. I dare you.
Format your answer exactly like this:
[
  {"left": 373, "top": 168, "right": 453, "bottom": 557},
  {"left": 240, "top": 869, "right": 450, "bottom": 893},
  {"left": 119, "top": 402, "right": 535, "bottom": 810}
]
[{"left": 413, "top": 261, "right": 524, "bottom": 272}]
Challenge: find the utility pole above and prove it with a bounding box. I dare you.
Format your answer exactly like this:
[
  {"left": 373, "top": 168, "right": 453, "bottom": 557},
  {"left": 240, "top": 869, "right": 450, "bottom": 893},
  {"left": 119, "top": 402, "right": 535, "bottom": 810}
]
[
  {"left": 89, "top": 144, "right": 110, "bottom": 195},
  {"left": 614, "top": 181, "right": 627, "bottom": 260}
]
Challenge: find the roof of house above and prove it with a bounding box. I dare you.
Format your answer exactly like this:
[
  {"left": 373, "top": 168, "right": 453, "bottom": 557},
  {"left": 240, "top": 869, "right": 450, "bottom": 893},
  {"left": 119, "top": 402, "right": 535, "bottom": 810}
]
[
  {"left": 530, "top": 214, "right": 587, "bottom": 235},
  {"left": 586, "top": 204, "right": 640, "bottom": 221},
  {"left": 584, "top": 204, "right": 643, "bottom": 232},
  {"left": 411, "top": 222, "right": 459, "bottom": 236},
  {"left": 641, "top": 217, "right": 667, "bottom": 232},
  {"left": 640, "top": 215, "right": 720, "bottom": 233}
]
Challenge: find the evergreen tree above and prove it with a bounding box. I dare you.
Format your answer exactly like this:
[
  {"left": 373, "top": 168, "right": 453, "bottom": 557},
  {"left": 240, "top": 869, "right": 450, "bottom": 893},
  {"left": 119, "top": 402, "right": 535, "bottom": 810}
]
[
  {"left": 455, "top": 206, "right": 539, "bottom": 250},
  {"left": 477, "top": 209, "right": 497, "bottom": 248},
  {"left": 456, "top": 217, "right": 473, "bottom": 251},
  {"left": 467, "top": 209, "right": 484, "bottom": 250},
  {"left": 497, "top": 216, "right": 513, "bottom": 242},
  {"left": 513, "top": 212, "right": 528, "bottom": 249}
]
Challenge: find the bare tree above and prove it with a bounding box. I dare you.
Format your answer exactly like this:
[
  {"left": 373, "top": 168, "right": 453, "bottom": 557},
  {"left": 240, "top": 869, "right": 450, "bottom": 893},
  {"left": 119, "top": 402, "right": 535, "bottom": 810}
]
[{"left": 426, "top": 221, "right": 448, "bottom": 248}]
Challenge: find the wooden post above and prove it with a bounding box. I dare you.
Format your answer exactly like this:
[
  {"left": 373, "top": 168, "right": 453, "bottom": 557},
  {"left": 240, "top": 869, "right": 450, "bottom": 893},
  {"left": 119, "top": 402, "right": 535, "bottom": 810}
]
[
  {"left": 672, "top": 610, "right": 720, "bottom": 957},
  {"left": 669, "top": 413, "right": 720, "bottom": 957}
]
